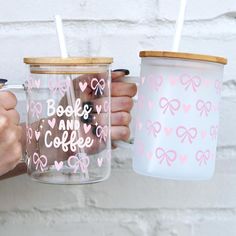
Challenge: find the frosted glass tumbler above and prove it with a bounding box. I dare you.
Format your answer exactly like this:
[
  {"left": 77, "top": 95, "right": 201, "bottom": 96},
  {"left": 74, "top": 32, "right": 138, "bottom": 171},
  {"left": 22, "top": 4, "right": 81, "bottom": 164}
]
[{"left": 133, "top": 51, "right": 227, "bottom": 180}]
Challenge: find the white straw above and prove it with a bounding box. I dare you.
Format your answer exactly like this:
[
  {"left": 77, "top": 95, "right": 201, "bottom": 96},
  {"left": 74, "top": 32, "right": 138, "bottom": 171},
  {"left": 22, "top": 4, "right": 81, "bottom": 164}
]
[
  {"left": 54, "top": 15, "right": 89, "bottom": 180},
  {"left": 172, "top": 0, "right": 187, "bottom": 52},
  {"left": 55, "top": 15, "right": 68, "bottom": 58}
]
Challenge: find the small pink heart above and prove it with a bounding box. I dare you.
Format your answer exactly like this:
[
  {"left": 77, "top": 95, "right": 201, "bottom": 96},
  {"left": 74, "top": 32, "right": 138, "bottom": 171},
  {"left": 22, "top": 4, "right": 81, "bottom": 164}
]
[
  {"left": 141, "top": 76, "right": 145, "bottom": 85},
  {"left": 183, "top": 104, "right": 191, "bottom": 113},
  {"left": 48, "top": 118, "right": 56, "bottom": 129},
  {"left": 97, "top": 158, "right": 103, "bottom": 167},
  {"left": 146, "top": 152, "right": 152, "bottom": 160},
  {"left": 148, "top": 100, "right": 154, "bottom": 110},
  {"left": 164, "top": 127, "right": 173, "bottom": 136},
  {"left": 54, "top": 161, "right": 63, "bottom": 171},
  {"left": 138, "top": 122, "right": 143, "bottom": 130},
  {"left": 79, "top": 81, "right": 87, "bottom": 92},
  {"left": 169, "top": 76, "right": 178, "bottom": 86},
  {"left": 35, "top": 131, "right": 40, "bottom": 141},
  {"left": 203, "top": 79, "right": 211, "bottom": 87},
  {"left": 201, "top": 130, "right": 207, "bottom": 139},
  {"left": 103, "top": 100, "right": 109, "bottom": 112},
  {"left": 179, "top": 155, "right": 188, "bottom": 164},
  {"left": 34, "top": 79, "right": 40, "bottom": 88},
  {"left": 84, "top": 123, "right": 91, "bottom": 134},
  {"left": 96, "top": 105, "right": 102, "bottom": 114}
]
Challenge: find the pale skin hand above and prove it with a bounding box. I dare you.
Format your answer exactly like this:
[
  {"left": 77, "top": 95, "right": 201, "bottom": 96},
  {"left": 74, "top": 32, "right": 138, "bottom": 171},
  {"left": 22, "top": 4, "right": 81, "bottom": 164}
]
[
  {"left": 0, "top": 71, "right": 137, "bottom": 178},
  {"left": 0, "top": 92, "right": 23, "bottom": 176}
]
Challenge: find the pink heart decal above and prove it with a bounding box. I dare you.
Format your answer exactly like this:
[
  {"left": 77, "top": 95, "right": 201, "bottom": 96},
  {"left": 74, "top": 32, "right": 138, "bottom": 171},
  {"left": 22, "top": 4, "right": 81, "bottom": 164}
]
[
  {"left": 103, "top": 100, "right": 109, "bottom": 112},
  {"left": 146, "top": 152, "right": 153, "bottom": 160},
  {"left": 148, "top": 100, "right": 154, "bottom": 110},
  {"left": 97, "top": 157, "right": 103, "bottom": 167},
  {"left": 201, "top": 130, "right": 207, "bottom": 139},
  {"left": 138, "top": 121, "right": 143, "bottom": 130},
  {"left": 169, "top": 76, "right": 178, "bottom": 86},
  {"left": 79, "top": 81, "right": 87, "bottom": 92},
  {"left": 179, "top": 155, "right": 188, "bottom": 164},
  {"left": 48, "top": 118, "right": 56, "bottom": 129},
  {"left": 164, "top": 127, "right": 173, "bottom": 136},
  {"left": 54, "top": 161, "right": 63, "bottom": 171},
  {"left": 96, "top": 105, "right": 102, "bottom": 114},
  {"left": 141, "top": 76, "right": 145, "bottom": 85},
  {"left": 203, "top": 79, "right": 210, "bottom": 87},
  {"left": 84, "top": 123, "right": 91, "bottom": 134},
  {"left": 35, "top": 131, "right": 40, "bottom": 141},
  {"left": 183, "top": 104, "right": 191, "bottom": 113}
]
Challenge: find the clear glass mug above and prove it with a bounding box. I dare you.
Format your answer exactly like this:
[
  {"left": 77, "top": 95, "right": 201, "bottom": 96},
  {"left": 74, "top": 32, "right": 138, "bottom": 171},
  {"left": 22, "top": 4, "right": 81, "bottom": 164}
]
[
  {"left": 133, "top": 51, "right": 227, "bottom": 180},
  {"left": 1, "top": 57, "right": 113, "bottom": 184}
]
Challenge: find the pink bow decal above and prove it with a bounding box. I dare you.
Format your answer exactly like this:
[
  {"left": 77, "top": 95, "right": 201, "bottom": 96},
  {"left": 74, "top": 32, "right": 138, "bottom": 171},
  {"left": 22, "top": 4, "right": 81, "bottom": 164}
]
[
  {"left": 33, "top": 153, "right": 47, "bottom": 171},
  {"left": 196, "top": 150, "right": 210, "bottom": 166},
  {"left": 30, "top": 101, "right": 42, "bottom": 119},
  {"left": 215, "top": 80, "right": 222, "bottom": 94},
  {"left": 146, "top": 120, "right": 161, "bottom": 137},
  {"left": 48, "top": 78, "right": 69, "bottom": 96},
  {"left": 180, "top": 74, "right": 201, "bottom": 92},
  {"left": 160, "top": 97, "right": 180, "bottom": 116},
  {"left": 91, "top": 78, "right": 105, "bottom": 96},
  {"left": 67, "top": 154, "right": 90, "bottom": 173},
  {"left": 210, "top": 126, "right": 218, "bottom": 140},
  {"left": 26, "top": 126, "right": 33, "bottom": 144},
  {"left": 96, "top": 125, "right": 108, "bottom": 143},
  {"left": 176, "top": 126, "right": 197, "bottom": 143},
  {"left": 155, "top": 147, "right": 177, "bottom": 166},
  {"left": 148, "top": 75, "right": 163, "bottom": 91},
  {"left": 196, "top": 100, "right": 212, "bottom": 116},
  {"left": 27, "top": 78, "right": 34, "bottom": 93}
]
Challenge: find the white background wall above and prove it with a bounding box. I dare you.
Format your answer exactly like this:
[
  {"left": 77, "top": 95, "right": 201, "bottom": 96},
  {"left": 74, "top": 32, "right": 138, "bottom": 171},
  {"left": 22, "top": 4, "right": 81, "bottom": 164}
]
[{"left": 0, "top": 0, "right": 236, "bottom": 235}]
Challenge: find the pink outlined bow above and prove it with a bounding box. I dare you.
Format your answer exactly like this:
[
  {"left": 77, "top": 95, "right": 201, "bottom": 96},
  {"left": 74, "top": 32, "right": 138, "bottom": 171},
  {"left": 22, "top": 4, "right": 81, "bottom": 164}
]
[
  {"left": 33, "top": 153, "right": 47, "bottom": 172},
  {"left": 155, "top": 147, "right": 177, "bottom": 166},
  {"left": 210, "top": 126, "right": 218, "bottom": 140},
  {"left": 91, "top": 78, "right": 105, "bottom": 96},
  {"left": 159, "top": 97, "right": 180, "bottom": 116},
  {"left": 26, "top": 126, "right": 33, "bottom": 144},
  {"left": 27, "top": 78, "right": 34, "bottom": 93},
  {"left": 146, "top": 120, "right": 161, "bottom": 137},
  {"left": 96, "top": 125, "right": 108, "bottom": 143},
  {"left": 48, "top": 78, "right": 70, "bottom": 96},
  {"left": 67, "top": 154, "right": 90, "bottom": 173},
  {"left": 196, "top": 100, "right": 212, "bottom": 116},
  {"left": 180, "top": 74, "right": 201, "bottom": 92},
  {"left": 196, "top": 150, "right": 210, "bottom": 166},
  {"left": 30, "top": 101, "right": 42, "bottom": 119},
  {"left": 176, "top": 126, "right": 197, "bottom": 143}
]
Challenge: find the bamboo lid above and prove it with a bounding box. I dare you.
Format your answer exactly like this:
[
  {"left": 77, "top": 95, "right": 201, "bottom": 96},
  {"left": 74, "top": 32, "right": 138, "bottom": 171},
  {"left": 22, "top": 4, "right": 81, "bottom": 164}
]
[
  {"left": 139, "top": 51, "right": 227, "bottom": 65},
  {"left": 24, "top": 57, "right": 113, "bottom": 65}
]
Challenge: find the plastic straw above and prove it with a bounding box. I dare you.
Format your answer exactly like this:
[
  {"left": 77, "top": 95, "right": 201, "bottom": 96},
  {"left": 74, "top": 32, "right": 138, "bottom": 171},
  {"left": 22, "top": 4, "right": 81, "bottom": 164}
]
[
  {"left": 172, "top": 0, "right": 187, "bottom": 52},
  {"left": 55, "top": 15, "right": 68, "bottom": 58},
  {"left": 54, "top": 15, "right": 89, "bottom": 180}
]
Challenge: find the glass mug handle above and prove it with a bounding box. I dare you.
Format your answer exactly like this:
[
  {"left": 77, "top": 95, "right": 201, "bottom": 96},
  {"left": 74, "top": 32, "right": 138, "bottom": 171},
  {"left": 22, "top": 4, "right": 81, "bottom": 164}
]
[
  {"left": 0, "top": 82, "right": 27, "bottom": 163},
  {"left": 113, "top": 76, "right": 139, "bottom": 149}
]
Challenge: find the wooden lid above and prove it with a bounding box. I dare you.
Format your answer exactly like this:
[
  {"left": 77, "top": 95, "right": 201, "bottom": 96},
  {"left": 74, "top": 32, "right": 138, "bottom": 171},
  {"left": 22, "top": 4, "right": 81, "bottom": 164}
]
[
  {"left": 139, "top": 51, "right": 227, "bottom": 65},
  {"left": 24, "top": 57, "right": 113, "bottom": 65}
]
